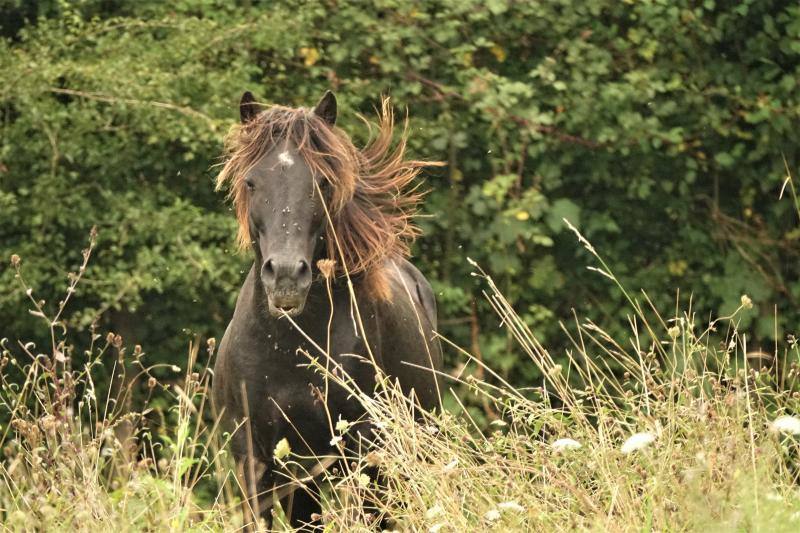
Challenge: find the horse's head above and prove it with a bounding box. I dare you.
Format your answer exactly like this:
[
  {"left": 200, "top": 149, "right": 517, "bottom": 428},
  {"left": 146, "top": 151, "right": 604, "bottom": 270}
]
[
  {"left": 218, "top": 91, "right": 436, "bottom": 316},
  {"left": 238, "top": 91, "right": 339, "bottom": 317}
]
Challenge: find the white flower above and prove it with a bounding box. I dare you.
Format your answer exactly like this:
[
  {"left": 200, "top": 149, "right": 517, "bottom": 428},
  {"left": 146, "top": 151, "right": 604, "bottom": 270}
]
[
  {"left": 498, "top": 501, "right": 525, "bottom": 513},
  {"left": 490, "top": 419, "right": 507, "bottom": 427},
  {"left": 357, "top": 473, "right": 370, "bottom": 488},
  {"left": 741, "top": 294, "right": 753, "bottom": 310},
  {"left": 330, "top": 435, "right": 343, "bottom": 447},
  {"left": 552, "top": 438, "right": 582, "bottom": 452},
  {"left": 621, "top": 431, "right": 656, "bottom": 454},
  {"left": 443, "top": 458, "right": 459, "bottom": 473},
  {"left": 771, "top": 415, "right": 800, "bottom": 436},
  {"left": 429, "top": 524, "right": 445, "bottom": 533},
  {"left": 425, "top": 504, "right": 443, "bottom": 520},
  {"left": 484, "top": 509, "right": 501, "bottom": 521}
]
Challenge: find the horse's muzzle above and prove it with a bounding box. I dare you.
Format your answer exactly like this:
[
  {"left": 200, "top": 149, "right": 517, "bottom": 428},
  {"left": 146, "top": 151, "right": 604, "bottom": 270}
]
[
  {"left": 262, "top": 257, "right": 311, "bottom": 317},
  {"left": 266, "top": 291, "right": 306, "bottom": 317}
]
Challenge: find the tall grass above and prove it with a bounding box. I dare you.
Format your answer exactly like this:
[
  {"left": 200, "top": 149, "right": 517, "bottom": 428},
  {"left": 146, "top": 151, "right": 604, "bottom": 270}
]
[
  {"left": 0, "top": 232, "right": 235, "bottom": 531},
  {"left": 309, "top": 223, "right": 800, "bottom": 532},
  {"left": 3, "top": 216, "right": 800, "bottom": 531}
]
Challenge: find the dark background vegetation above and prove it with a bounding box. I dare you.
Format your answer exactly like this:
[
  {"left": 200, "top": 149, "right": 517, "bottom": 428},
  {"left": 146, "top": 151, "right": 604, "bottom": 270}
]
[{"left": 1, "top": 0, "right": 799, "bottom": 413}]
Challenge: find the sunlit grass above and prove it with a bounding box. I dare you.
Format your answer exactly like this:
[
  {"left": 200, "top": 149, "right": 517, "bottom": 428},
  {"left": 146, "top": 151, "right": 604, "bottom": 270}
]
[{"left": 3, "top": 221, "right": 800, "bottom": 531}]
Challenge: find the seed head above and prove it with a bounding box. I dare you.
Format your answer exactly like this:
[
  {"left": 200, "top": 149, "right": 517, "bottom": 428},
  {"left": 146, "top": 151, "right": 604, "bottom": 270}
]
[
  {"left": 317, "top": 258, "right": 337, "bottom": 280},
  {"left": 668, "top": 326, "right": 680, "bottom": 340}
]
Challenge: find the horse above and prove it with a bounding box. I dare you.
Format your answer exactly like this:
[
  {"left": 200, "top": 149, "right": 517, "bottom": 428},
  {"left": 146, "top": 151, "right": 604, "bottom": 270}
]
[{"left": 211, "top": 90, "right": 443, "bottom": 530}]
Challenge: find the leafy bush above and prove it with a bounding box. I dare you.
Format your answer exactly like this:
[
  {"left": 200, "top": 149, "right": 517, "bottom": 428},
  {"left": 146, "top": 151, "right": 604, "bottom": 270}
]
[{"left": 1, "top": 1, "right": 799, "bottom": 400}]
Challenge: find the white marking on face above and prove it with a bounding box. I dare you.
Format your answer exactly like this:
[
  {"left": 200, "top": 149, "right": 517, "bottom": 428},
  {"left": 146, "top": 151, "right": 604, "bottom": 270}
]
[{"left": 278, "top": 151, "right": 295, "bottom": 167}]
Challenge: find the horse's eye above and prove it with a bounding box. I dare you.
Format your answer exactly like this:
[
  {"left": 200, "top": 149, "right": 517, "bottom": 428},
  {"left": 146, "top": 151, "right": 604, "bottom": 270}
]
[{"left": 244, "top": 179, "right": 255, "bottom": 191}]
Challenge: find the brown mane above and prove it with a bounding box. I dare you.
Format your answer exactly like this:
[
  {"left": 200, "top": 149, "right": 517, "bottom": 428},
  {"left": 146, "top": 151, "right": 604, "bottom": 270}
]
[{"left": 216, "top": 97, "right": 439, "bottom": 297}]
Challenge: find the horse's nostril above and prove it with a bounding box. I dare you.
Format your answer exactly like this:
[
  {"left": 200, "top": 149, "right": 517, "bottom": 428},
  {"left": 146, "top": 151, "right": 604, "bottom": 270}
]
[
  {"left": 263, "top": 259, "right": 275, "bottom": 277},
  {"left": 297, "top": 260, "right": 308, "bottom": 275}
]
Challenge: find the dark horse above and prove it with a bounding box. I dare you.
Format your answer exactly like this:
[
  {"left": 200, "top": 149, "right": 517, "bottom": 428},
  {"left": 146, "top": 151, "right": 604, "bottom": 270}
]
[{"left": 212, "top": 90, "right": 442, "bottom": 529}]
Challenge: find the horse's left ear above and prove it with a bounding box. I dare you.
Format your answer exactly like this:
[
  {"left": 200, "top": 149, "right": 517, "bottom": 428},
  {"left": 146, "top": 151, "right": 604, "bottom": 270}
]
[
  {"left": 240, "top": 91, "right": 258, "bottom": 124},
  {"left": 313, "top": 90, "right": 337, "bottom": 126}
]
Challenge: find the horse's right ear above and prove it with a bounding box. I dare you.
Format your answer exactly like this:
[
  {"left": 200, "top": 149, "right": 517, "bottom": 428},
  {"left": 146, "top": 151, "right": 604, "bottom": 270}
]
[
  {"left": 313, "top": 90, "right": 337, "bottom": 126},
  {"left": 239, "top": 91, "right": 258, "bottom": 124}
]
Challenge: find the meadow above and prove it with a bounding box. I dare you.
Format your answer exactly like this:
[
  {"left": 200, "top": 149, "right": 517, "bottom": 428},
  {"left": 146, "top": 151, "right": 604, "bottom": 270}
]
[{"left": 3, "top": 218, "right": 800, "bottom": 532}]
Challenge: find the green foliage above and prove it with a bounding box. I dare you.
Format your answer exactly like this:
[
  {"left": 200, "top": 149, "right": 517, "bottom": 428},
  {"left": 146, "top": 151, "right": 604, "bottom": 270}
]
[{"left": 1, "top": 0, "right": 799, "bottom": 393}]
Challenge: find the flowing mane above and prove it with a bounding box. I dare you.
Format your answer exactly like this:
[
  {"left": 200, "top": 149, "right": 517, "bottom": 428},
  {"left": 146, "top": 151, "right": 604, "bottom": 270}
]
[{"left": 216, "top": 97, "right": 438, "bottom": 295}]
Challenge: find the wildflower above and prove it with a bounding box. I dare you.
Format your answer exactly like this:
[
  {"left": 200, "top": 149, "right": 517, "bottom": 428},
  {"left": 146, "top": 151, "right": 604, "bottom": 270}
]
[
  {"left": 429, "top": 524, "right": 445, "bottom": 533},
  {"left": 741, "top": 294, "right": 753, "bottom": 310},
  {"left": 357, "top": 473, "right": 370, "bottom": 488},
  {"left": 668, "top": 325, "right": 680, "bottom": 340},
  {"left": 274, "top": 437, "right": 291, "bottom": 460},
  {"left": 443, "top": 458, "right": 459, "bottom": 473},
  {"left": 330, "top": 435, "right": 343, "bottom": 447},
  {"left": 425, "top": 504, "right": 443, "bottom": 520},
  {"left": 490, "top": 419, "right": 507, "bottom": 427},
  {"left": 484, "top": 509, "right": 501, "bottom": 522},
  {"left": 171, "top": 365, "right": 181, "bottom": 372},
  {"left": 335, "top": 418, "right": 350, "bottom": 432},
  {"left": 771, "top": 415, "right": 800, "bottom": 436},
  {"left": 621, "top": 431, "right": 656, "bottom": 454},
  {"left": 498, "top": 501, "right": 525, "bottom": 513},
  {"left": 547, "top": 364, "right": 562, "bottom": 378},
  {"left": 552, "top": 438, "right": 582, "bottom": 452},
  {"left": 10, "top": 254, "right": 20, "bottom": 267}
]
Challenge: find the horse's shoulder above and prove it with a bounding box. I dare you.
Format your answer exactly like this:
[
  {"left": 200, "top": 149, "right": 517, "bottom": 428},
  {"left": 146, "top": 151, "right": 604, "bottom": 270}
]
[{"left": 380, "top": 257, "right": 437, "bottom": 329}]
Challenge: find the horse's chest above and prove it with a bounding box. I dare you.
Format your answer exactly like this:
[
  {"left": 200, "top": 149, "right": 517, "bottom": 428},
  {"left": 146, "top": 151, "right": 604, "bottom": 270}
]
[{"left": 246, "top": 336, "right": 367, "bottom": 454}]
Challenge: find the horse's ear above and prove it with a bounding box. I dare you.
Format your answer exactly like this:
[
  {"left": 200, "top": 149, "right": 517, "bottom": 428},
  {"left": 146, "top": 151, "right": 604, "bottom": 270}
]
[
  {"left": 313, "top": 90, "right": 337, "bottom": 126},
  {"left": 239, "top": 91, "right": 258, "bottom": 124}
]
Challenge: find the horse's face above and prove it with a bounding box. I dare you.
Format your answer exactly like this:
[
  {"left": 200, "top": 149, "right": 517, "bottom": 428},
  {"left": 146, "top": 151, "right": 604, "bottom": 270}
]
[
  {"left": 242, "top": 92, "right": 338, "bottom": 317},
  {"left": 245, "top": 141, "right": 329, "bottom": 317}
]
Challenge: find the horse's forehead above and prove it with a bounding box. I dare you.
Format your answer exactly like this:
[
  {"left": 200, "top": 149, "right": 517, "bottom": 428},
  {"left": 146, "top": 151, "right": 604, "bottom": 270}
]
[
  {"left": 254, "top": 139, "right": 308, "bottom": 175},
  {"left": 277, "top": 150, "right": 295, "bottom": 167}
]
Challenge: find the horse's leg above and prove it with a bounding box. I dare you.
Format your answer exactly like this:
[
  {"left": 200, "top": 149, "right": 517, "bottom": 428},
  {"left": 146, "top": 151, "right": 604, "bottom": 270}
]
[{"left": 281, "top": 481, "right": 322, "bottom": 531}]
